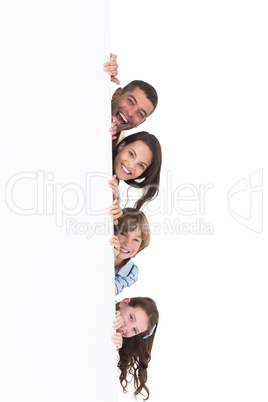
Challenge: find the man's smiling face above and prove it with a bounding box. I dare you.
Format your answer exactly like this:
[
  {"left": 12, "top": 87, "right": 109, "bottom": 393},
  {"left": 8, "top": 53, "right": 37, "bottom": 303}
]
[{"left": 111, "top": 87, "right": 154, "bottom": 131}]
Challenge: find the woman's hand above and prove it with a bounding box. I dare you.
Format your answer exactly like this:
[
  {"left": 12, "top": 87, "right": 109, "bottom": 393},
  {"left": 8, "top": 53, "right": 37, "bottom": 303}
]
[
  {"left": 109, "top": 174, "right": 119, "bottom": 200},
  {"left": 110, "top": 199, "right": 123, "bottom": 225},
  {"left": 110, "top": 235, "right": 120, "bottom": 259}
]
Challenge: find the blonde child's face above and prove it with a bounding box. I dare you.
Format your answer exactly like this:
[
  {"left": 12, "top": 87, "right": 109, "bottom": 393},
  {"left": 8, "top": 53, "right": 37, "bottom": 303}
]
[
  {"left": 117, "top": 300, "right": 149, "bottom": 338},
  {"left": 113, "top": 140, "right": 153, "bottom": 181},
  {"left": 117, "top": 227, "right": 142, "bottom": 260}
]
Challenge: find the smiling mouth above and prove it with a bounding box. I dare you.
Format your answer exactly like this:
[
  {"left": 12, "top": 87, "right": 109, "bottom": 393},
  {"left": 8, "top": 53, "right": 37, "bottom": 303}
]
[
  {"left": 121, "top": 164, "right": 131, "bottom": 175},
  {"left": 120, "top": 247, "right": 130, "bottom": 254},
  {"left": 116, "top": 112, "right": 129, "bottom": 126}
]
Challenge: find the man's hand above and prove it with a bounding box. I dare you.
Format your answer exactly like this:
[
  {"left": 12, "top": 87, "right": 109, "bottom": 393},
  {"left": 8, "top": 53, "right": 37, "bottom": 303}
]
[{"left": 103, "top": 53, "right": 120, "bottom": 85}]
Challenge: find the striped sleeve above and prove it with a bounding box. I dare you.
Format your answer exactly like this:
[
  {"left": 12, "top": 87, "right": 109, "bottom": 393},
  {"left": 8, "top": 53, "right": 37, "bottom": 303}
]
[{"left": 115, "top": 262, "right": 139, "bottom": 295}]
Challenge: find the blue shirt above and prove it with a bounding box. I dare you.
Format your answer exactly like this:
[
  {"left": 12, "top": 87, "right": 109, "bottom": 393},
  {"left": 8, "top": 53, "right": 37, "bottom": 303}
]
[{"left": 115, "top": 258, "right": 139, "bottom": 295}]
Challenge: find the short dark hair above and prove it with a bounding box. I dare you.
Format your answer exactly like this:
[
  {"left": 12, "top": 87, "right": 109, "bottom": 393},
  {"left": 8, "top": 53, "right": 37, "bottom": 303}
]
[{"left": 121, "top": 80, "right": 158, "bottom": 114}]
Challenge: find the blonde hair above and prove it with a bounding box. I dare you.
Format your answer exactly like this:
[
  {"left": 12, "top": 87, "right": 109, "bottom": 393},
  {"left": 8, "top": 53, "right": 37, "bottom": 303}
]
[{"left": 114, "top": 208, "right": 150, "bottom": 255}]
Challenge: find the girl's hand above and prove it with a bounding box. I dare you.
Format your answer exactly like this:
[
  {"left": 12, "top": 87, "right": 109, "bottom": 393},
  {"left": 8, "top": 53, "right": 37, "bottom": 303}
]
[
  {"left": 111, "top": 332, "right": 123, "bottom": 349},
  {"left": 112, "top": 311, "right": 124, "bottom": 330},
  {"left": 109, "top": 116, "right": 118, "bottom": 140},
  {"left": 110, "top": 199, "right": 123, "bottom": 225},
  {"left": 110, "top": 235, "right": 120, "bottom": 259},
  {"left": 109, "top": 174, "right": 119, "bottom": 200},
  {"left": 103, "top": 53, "right": 120, "bottom": 85}
]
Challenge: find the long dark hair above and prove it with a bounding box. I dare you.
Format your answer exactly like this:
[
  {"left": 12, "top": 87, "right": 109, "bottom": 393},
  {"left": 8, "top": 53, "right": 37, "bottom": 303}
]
[
  {"left": 116, "top": 297, "right": 159, "bottom": 400},
  {"left": 113, "top": 132, "right": 162, "bottom": 210}
]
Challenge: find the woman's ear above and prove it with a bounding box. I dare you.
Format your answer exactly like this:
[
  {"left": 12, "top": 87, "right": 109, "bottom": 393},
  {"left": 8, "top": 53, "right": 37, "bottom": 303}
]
[
  {"left": 117, "top": 141, "right": 126, "bottom": 152},
  {"left": 118, "top": 298, "right": 130, "bottom": 308}
]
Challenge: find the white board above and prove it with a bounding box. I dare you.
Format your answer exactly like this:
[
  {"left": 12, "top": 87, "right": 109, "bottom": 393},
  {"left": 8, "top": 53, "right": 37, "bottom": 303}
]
[
  {"left": 110, "top": 1, "right": 268, "bottom": 401},
  {"left": 0, "top": 1, "right": 117, "bottom": 401}
]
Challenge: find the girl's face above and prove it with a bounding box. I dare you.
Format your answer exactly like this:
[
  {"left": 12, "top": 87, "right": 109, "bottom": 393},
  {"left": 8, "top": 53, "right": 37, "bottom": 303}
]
[
  {"left": 117, "top": 299, "right": 149, "bottom": 338},
  {"left": 117, "top": 227, "right": 142, "bottom": 261},
  {"left": 113, "top": 140, "right": 153, "bottom": 181}
]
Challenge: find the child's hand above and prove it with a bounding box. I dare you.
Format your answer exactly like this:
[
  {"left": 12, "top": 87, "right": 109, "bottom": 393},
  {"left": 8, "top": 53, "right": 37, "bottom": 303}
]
[
  {"left": 112, "top": 311, "right": 124, "bottom": 330},
  {"left": 109, "top": 116, "right": 118, "bottom": 140},
  {"left": 110, "top": 199, "right": 123, "bottom": 225},
  {"left": 111, "top": 332, "right": 123, "bottom": 349},
  {"left": 103, "top": 53, "right": 120, "bottom": 85},
  {"left": 109, "top": 174, "right": 119, "bottom": 201},
  {"left": 110, "top": 235, "right": 120, "bottom": 259}
]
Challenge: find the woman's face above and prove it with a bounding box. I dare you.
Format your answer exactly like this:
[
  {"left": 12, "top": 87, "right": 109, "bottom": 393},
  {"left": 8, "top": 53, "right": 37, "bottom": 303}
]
[
  {"left": 113, "top": 140, "right": 153, "bottom": 181},
  {"left": 117, "top": 299, "right": 149, "bottom": 338}
]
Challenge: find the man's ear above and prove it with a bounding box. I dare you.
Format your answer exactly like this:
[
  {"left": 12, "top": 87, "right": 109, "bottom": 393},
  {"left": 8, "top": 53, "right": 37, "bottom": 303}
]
[
  {"left": 112, "top": 87, "right": 123, "bottom": 101},
  {"left": 118, "top": 298, "right": 130, "bottom": 308}
]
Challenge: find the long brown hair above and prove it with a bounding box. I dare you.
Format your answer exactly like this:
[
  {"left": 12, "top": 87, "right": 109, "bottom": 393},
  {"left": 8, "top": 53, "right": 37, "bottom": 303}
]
[
  {"left": 116, "top": 297, "right": 159, "bottom": 400},
  {"left": 113, "top": 132, "right": 162, "bottom": 210}
]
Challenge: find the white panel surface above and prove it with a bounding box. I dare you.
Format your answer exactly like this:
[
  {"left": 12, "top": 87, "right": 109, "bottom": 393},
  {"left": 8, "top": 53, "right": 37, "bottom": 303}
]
[
  {"left": 110, "top": 1, "right": 267, "bottom": 401},
  {"left": 0, "top": 1, "right": 117, "bottom": 402}
]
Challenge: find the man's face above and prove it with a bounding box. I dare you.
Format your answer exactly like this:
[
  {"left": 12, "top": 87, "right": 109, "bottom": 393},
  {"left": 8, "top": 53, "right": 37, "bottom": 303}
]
[{"left": 112, "top": 87, "right": 154, "bottom": 132}]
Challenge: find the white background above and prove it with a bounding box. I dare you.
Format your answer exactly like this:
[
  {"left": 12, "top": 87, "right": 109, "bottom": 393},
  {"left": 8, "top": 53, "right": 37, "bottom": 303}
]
[
  {"left": 0, "top": 2, "right": 267, "bottom": 402},
  {"left": 110, "top": 1, "right": 267, "bottom": 401},
  {"left": 0, "top": 1, "right": 118, "bottom": 401}
]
